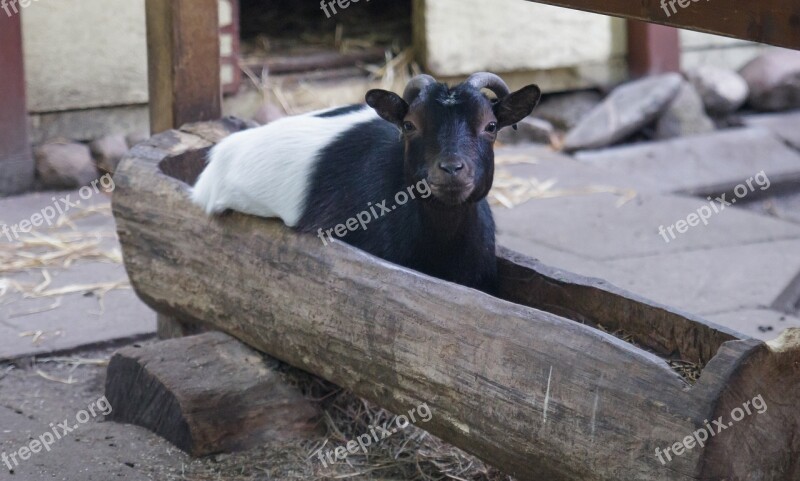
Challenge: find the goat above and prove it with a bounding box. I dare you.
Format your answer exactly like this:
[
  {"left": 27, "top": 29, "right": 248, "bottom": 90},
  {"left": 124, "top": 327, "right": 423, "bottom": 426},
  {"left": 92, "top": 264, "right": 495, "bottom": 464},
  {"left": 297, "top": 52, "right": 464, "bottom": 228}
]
[{"left": 191, "top": 73, "right": 541, "bottom": 293}]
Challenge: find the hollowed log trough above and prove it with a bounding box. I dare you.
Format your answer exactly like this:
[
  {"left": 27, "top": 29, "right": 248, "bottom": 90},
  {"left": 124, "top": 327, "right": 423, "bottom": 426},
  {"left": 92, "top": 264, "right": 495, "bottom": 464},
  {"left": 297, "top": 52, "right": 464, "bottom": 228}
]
[{"left": 112, "top": 118, "right": 800, "bottom": 481}]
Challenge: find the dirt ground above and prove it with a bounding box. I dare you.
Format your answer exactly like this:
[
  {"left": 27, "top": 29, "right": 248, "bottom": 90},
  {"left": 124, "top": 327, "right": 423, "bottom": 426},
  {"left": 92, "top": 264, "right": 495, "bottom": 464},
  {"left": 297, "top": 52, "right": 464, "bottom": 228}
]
[{"left": 0, "top": 342, "right": 509, "bottom": 481}]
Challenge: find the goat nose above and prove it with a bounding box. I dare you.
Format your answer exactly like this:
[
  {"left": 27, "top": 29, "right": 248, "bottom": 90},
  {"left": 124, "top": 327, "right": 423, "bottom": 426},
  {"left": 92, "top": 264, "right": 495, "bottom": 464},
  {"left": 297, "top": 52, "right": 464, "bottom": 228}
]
[{"left": 438, "top": 161, "right": 465, "bottom": 175}]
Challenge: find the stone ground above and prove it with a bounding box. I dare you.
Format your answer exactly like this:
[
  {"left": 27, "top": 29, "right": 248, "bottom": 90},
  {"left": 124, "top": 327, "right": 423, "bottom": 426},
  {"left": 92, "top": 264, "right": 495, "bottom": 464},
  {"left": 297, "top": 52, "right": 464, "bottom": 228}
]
[{"left": 1, "top": 111, "right": 800, "bottom": 480}]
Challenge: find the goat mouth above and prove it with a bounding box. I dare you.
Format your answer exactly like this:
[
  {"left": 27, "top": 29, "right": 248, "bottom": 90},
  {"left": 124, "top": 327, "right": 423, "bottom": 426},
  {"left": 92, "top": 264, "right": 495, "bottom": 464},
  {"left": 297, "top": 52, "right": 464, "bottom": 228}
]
[{"left": 429, "top": 182, "right": 475, "bottom": 205}]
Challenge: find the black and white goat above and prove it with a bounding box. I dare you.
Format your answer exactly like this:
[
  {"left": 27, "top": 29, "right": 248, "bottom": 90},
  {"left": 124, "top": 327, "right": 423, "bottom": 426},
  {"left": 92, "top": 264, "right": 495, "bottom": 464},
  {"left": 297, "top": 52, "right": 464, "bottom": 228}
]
[{"left": 192, "top": 73, "right": 541, "bottom": 293}]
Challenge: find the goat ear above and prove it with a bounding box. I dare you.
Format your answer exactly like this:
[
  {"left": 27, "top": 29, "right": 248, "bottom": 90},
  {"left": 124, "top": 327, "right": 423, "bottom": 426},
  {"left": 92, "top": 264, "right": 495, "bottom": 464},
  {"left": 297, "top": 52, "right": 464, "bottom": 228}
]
[
  {"left": 493, "top": 85, "right": 542, "bottom": 129},
  {"left": 366, "top": 90, "right": 409, "bottom": 126}
]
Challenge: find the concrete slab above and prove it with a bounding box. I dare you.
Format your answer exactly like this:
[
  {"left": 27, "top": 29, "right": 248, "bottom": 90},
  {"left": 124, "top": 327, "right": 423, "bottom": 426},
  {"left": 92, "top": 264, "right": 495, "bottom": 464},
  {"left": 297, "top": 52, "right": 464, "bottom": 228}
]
[
  {"left": 497, "top": 232, "right": 619, "bottom": 281},
  {"left": 495, "top": 144, "right": 661, "bottom": 193},
  {"left": 493, "top": 193, "right": 800, "bottom": 261},
  {"left": 574, "top": 127, "right": 800, "bottom": 196},
  {"left": 743, "top": 111, "right": 800, "bottom": 151},
  {"left": 604, "top": 239, "right": 800, "bottom": 315},
  {"left": 705, "top": 308, "right": 800, "bottom": 341},
  {"left": 740, "top": 190, "right": 800, "bottom": 225},
  {"left": 0, "top": 190, "right": 156, "bottom": 361}
]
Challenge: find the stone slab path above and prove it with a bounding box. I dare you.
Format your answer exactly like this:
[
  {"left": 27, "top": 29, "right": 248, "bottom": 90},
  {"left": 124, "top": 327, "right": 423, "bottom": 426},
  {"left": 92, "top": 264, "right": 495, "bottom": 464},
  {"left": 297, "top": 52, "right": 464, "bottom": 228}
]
[
  {"left": 493, "top": 113, "right": 800, "bottom": 341},
  {"left": 0, "top": 191, "right": 156, "bottom": 361}
]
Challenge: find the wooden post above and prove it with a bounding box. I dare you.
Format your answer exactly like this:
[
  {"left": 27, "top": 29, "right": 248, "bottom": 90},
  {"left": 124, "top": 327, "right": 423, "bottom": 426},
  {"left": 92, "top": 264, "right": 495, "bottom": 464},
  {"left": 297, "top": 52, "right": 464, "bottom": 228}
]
[
  {"left": 0, "top": 12, "right": 34, "bottom": 195},
  {"left": 627, "top": 20, "right": 681, "bottom": 78},
  {"left": 145, "top": 0, "right": 222, "bottom": 135}
]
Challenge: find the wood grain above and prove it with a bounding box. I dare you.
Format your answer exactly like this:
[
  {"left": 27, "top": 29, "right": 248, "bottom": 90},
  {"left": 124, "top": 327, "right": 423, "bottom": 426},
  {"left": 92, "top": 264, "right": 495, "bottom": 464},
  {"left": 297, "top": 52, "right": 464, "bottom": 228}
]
[
  {"left": 105, "top": 332, "right": 321, "bottom": 456},
  {"left": 112, "top": 122, "right": 800, "bottom": 480},
  {"left": 145, "top": 0, "right": 222, "bottom": 134}
]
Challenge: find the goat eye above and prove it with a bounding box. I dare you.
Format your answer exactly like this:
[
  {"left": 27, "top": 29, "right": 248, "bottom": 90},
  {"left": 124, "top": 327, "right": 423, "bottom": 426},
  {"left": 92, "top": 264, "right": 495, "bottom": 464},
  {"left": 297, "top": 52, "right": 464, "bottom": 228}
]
[
  {"left": 485, "top": 122, "right": 498, "bottom": 133},
  {"left": 402, "top": 121, "right": 416, "bottom": 133}
]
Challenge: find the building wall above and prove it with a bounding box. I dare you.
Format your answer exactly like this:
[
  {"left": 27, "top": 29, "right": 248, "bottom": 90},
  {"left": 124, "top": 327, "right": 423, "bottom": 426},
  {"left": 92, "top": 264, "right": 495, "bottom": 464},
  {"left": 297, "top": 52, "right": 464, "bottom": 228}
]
[
  {"left": 22, "top": 0, "right": 149, "bottom": 113},
  {"left": 415, "top": 0, "right": 767, "bottom": 91},
  {"left": 19, "top": 0, "right": 768, "bottom": 122}
]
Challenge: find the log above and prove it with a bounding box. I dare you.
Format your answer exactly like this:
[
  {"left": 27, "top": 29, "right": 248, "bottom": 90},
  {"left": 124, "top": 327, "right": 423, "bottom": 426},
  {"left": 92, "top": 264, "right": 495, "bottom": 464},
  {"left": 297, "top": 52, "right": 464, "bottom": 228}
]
[
  {"left": 112, "top": 119, "right": 800, "bottom": 481},
  {"left": 105, "top": 331, "right": 322, "bottom": 456}
]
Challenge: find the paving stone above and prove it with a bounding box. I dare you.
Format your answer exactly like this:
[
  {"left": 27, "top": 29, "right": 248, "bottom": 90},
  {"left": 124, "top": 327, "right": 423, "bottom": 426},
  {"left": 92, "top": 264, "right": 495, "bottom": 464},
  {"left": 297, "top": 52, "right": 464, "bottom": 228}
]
[
  {"left": 496, "top": 117, "right": 555, "bottom": 145},
  {"left": 739, "top": 48, "right": 800, "bottom": 111},
  {"left": 575, "top": 127, "right": 800, "bottom": 195},
  {"left": 705, "top": 309, "right": 800, "bottom": 341},
  {"left": 493, "top": 193, "right": 800, "bottom": 261},
  {"left": 739, "top": 190, "right": 800, "bottom": 226},
  {"left": 0, "top": 190, "right": 156, "bottom": 361},
  {"left": 685, "top": 66, "right": 749, "bottom": 115},
  {"left": 604, "top": 239, "right": 800, "bottom": 315},
  {"left": 563, "top": 73, "right": 682, "bottom": 152},
  {"left": 494, "top": 145, "right": 662, "bottom": 192},
  {"left": 742, "top": 111, "right": 800, "bottom": 151},
  {"left": 497, "top": 232, "right": 610, "bottom": 278},
  {"left": 533, "top": 90, "right": 602, "bottom": 131},
  {"left": 654, "top": 81, "right": 716, "bottom": 140}
]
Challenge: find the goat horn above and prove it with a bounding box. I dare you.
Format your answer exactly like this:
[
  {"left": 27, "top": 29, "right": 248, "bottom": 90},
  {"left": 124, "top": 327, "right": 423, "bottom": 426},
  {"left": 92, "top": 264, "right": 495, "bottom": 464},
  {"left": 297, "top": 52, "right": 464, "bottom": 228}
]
[
  {"left": 466, "top": 72, "right": 510, "bottom": 99},
  {"left": 403, "top": 74, "right": 437, "bottom": 103}
]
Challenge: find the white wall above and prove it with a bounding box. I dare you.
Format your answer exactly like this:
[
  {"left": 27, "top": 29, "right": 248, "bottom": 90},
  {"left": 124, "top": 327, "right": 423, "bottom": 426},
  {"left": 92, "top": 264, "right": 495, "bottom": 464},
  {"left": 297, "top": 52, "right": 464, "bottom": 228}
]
[
  {"left": 22, "top": 0, "right": 148, "bottom": 113},
  {"left": 416, "top": 0, "right": 627, "bottom": 77}
]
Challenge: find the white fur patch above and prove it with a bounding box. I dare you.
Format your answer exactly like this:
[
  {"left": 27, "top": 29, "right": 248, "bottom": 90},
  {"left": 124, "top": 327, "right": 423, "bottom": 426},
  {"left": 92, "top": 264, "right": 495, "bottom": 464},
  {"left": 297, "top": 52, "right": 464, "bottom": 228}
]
[{"left": 191, "top": 106, "right": 379, "bottom": 226}]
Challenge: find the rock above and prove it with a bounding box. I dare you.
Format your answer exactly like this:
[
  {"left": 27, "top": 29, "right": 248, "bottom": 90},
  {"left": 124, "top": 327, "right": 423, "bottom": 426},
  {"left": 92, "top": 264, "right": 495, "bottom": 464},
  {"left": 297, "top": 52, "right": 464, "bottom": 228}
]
[
  {"left": 125, "top": 131, "right": 149, "bottom": 149},
  {"left": 90, "top": 134, "right": 129, "bottom": 175},
  {"left": 655, "top": 81, "right": 716, "bottom": 140},
  {"left": 533, "top": 90, "right": 602, "bottom": 131},
  {"left": 497, "top": 117, "right": 555, "bottom": 145},
  {"left": 740, "top": 49, "right": 800, "bottom": 111},
  {"left": 34, "top": 140, "right": 97, "bottom": 189},
  {"left": 563, "top": 73, "right": 683, "bottom": 152},
  {"left": 685, "top": 66, "right": 749, "bottom": 115}
]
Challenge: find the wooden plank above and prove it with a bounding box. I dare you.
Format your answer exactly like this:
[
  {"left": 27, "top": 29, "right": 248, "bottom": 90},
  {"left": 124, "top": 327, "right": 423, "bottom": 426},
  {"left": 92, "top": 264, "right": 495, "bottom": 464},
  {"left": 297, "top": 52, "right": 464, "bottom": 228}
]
[
  {"left": 145, "top": 0, "right": 221, "bottom": 134},
  {"left": 0, "top": 13, "right": 34, "bottom": 195},
  {"left": 526, "top": 0, "right": 800, "bottom": 51},
  {"left": 105, "top": 332, "right": 322, "bottom": 456},
  {"left": 110, "top": 122, "right": 800, "bottom": 481},
  {"left": 627, "top": 21, "right": 681, "bottom": 77}
]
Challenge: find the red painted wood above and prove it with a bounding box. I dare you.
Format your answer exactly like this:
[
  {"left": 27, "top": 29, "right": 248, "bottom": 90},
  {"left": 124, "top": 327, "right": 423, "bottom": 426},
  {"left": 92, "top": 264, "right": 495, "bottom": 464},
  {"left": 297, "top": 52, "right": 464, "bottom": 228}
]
[
  {"left": 627, "top": 21, "right": 681, "bottom": 78},
  {"left": 0, "top": 12, "right": 34, "bottom": 195}
]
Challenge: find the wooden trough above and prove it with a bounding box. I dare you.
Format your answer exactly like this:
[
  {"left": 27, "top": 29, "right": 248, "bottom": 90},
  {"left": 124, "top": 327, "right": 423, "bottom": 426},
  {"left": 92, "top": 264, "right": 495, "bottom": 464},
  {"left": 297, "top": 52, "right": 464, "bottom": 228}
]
[{"left": 112, "top": 118, "right": 800, "bottom": 481}]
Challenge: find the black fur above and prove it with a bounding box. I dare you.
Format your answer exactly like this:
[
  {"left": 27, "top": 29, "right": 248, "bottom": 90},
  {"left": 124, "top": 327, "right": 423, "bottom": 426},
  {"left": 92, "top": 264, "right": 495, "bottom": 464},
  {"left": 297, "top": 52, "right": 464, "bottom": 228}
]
[{"left": 296, "top": 80, "right": 539, "bottom": 294}]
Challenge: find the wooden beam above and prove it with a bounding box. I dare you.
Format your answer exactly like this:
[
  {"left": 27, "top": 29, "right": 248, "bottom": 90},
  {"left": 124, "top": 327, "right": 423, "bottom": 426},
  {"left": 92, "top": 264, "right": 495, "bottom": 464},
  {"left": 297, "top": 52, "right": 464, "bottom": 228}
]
[
  {"left": 627, "top": 21, "right": 681, "bottom": 78},
  {"left": 106, "top": 332, "right": 322, "bottom": 456},
  {"left": 111, "top": 122, "right": 800, "bottom": 481},
  {"left": 145, "top": 0, "right": 221, "bottom": 135},
  {"left": 0, "top": 13, "right": 34, "bottom": 195},
  {"left": 526, "top": 0, "right": 800, "bottom": 51}
]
